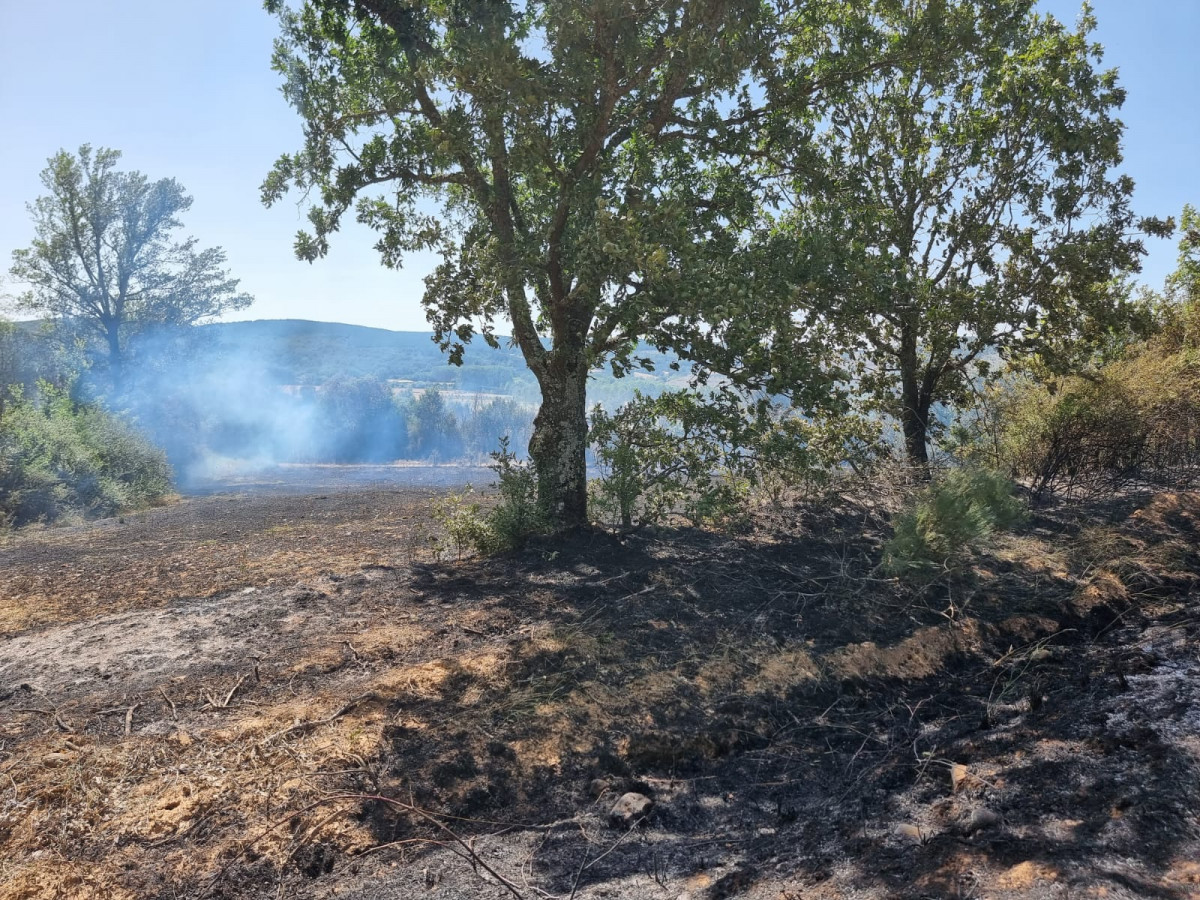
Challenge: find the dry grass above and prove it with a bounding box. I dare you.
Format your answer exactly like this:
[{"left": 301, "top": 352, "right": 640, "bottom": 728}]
[{"left": 2, "top": 489, "right": 1199, "bottom": 899}]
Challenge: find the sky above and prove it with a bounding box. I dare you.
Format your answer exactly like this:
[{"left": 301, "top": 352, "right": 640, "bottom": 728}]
[{"left": 0, "top": 0, "right": 1197, "bottom": 332}]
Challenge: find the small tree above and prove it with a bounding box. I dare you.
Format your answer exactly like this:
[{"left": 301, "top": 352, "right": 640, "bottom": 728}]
[{"left": 10, "top": 146, "right": 252, "bottom": 390}]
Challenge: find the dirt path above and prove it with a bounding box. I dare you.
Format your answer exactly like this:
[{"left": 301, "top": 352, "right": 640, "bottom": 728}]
[{"left": 1, "top": 490, "right": 1199, "bottom": 899}]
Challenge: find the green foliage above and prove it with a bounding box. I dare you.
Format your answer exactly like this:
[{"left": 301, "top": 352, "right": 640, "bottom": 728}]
[
  {"left": 405, "top": 389, "right": 464, "bottom": 461},
  {"left": 588, "top": 390, "right": 883, "bottom": 529},
  {"left": 10, "top": 146, "right": 251, "bottom": 386},
  {"left": 262, "top": 0, "right": 906, "bottom": 524},
  {"left": 699, "top": 0, "right": 1169, "bottom": 466},
  {"left": 882, "top": 468, "right": 1026, "bottom": 576},
  {"left": 0, "top": 384, "right": 172, "bottom": 529},
  {"left": 588, "top": 391, "right": 748, "bottom": 529},
  {"left": 314, "top": 376, "right": 407, "bottom": 462},
  {"left": 999, "top": 347, "right": 1200, "bottom": 500},
  {"left": 431, "top": 486, "right": 493, "bottom": 559},
  {"left": 432, "top": 438, "right": 547, "bottom": 557},
  {"left": 486, "top": 437, "right": 548, "bottom": 551},
  {"left": 950, "top": 213, "right": 1200, "bottom": 499}
]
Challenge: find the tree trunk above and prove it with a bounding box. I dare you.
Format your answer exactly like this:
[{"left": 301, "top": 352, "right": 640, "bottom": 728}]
[
  {"left": 900, "top": 396, "right": 931, "bottom": 468},
  {"left": 898, "top": 324, "right": 930, "bottom": 469},
  {"left": 104, "top": 322, "right": 124, "bottom": 394},
  {"left": 528, "top": 356, "right": 590, "bottom": 529}
]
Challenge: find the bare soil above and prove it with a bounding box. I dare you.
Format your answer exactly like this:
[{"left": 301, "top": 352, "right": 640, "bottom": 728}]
[{"left": 1, "top": 483, "right": 1198, "bottom": 900}]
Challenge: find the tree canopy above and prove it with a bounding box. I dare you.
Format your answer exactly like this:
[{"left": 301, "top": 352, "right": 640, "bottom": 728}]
[
  {"left": 9, "top": 146, "right": 252, "bottom": 389},
  {"left": 262, "top": 0, "right": 861, "bottom": 525},
  {"left": 700, "top": 0, "right": 1169, "bottom": 465}
]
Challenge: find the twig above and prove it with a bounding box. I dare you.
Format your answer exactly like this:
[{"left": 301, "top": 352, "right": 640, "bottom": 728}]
[
  {"left": 124, "top": 703, "right": 140, "bottom": 736},
  {"left": 222, "top": 674, "right": 249, "bottom": 707},
  {"left": 355, "top": 792, "right": 527, "bottom": 899},
  {"left": 260, "top": 692, "right": 380, "bottom": 745},
  {"left": 569, "top": 821, "right": 642, "bottom": 900},
  {"left": 158, "top": 687, "right": 178, "bottom": 720},
  {"left": 201, "top": 798, "right": 344, "bottom": 898},
  {"left": 17, "top": 707, "right": 77, "bottom": 733},
  {"left": 202, "top": 673, "right": 249, "bottom": 710}
]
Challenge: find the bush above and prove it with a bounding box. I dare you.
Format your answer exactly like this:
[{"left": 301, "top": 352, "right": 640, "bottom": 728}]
[
  {"left": 997, "top": 345, "right": 1200, "bottom": 500},
  {"left": 0, "top": 384, "right": 172, "bottom": 529},
  {"left": 431, "top": 486, "right": 493, "bottom": 558},
  {"left": 882, "top": 468, "right": 1026, "bottom": 576},
  {"left": 432, "top": 437, "right": 547, "bottom": 556}
]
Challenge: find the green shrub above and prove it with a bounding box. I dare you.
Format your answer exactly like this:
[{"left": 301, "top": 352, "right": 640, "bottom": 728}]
[
  {"left": 0, "top": 383, "right": 172, "bottom": 529},
  {"left": 588, "top": 390, "right": 880, "bottom": 529},
  {"left": 432, "top": 437, "right": 547, "bottom": 556},
  {"left": 882, "top": 468, "right": 1026, "bottom": 576},
  {"left": 486, "top": 437, "right": 547, "bottom": 550},
  {"left": 431, "top": 486, "right": 492, "bottom": 558}
]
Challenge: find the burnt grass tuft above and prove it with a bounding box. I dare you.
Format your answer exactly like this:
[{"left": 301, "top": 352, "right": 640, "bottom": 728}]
[{"left": 1, "top": 487, "right": 1199, "bottom": 898}]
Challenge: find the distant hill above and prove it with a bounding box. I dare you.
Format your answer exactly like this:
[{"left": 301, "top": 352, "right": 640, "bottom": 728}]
[
  {"left": 186, "top": 319, "right": 688, "bottom": 406},
  {"left": 7, "top": 316, "right": 691, "bottom": 408}
]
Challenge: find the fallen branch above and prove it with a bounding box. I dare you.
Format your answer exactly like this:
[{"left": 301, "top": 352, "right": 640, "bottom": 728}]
[{"left": 14, "top": 707, "right": 74, "bottom": 733}]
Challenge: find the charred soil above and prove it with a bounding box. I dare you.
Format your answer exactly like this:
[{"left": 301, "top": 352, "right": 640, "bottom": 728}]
[{"left": 1, "top": 486, "right": 1199, "bottom": 899}]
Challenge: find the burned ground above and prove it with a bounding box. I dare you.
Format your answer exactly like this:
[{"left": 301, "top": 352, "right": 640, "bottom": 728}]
[{"left": 1, "top": 483, "right": 1198, "bottom": 899}]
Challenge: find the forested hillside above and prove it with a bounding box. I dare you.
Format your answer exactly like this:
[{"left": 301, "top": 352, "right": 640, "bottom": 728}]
[{"left": 175, "top": 319, "right": 687, "bottom": 404}]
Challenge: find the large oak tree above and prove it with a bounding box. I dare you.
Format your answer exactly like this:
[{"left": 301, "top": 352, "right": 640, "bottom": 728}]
[
  {"left": 263, "top": 0, "right": 796, "bottom": 527},
  {"left": 10, "top": 146, "right": 252, "bottom": 390}
]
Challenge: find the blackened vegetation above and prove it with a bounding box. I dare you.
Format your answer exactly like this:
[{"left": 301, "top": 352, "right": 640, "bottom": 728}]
[
  {"left": 288, "top": 496, "right": 1200, "bottom": 897},
  {"left": 3, "top": 490, "right": 1199, "bottom": 898}
]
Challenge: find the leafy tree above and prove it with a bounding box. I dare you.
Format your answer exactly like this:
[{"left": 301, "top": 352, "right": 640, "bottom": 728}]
[
  {"left": 9, "top": 146, "right": 252, "bottom": 390},
  {"left": 407, "top": 388, "right": 463, "bottom": 459},
  {"left": 1158, "top": 204, "right": 1200, "bottom": 351},
  {"left": 315, "top": 375, "right": 407, "bottom": 461},
  {"left": 725, "top": 1, "right": 1169, "bottom": 465},
  {"left": 261, "top": 0, "right": 824, "bottom": 527}
]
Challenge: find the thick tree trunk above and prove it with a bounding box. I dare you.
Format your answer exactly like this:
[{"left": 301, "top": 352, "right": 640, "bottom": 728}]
[
  {"left": 528, "top": 357, "right": 590, "bottom": 530},
  {"left": 900, "top": 397, "right": 931, "bottom": 468}
]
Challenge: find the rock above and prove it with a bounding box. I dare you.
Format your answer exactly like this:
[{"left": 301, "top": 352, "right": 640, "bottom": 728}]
[
  {"left": 894, "top": 823, "right": 927, "bottom": 843},
  {"left": 42, "top": 752, "right": 74, "bottom": 768},
  {"left": 587, "top": 778, "right": 612, "bottom": 800},
  {"left": 964, "top": 807, "right": 1002, "bottom": 834},
  {"left": 609, "top": 791, "right": 653, "bottom": 828}
]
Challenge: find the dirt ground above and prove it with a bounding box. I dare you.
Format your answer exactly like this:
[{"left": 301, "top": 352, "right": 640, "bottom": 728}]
[{"left": 1, "top": 480, "right": 1198, "bottom": 899}]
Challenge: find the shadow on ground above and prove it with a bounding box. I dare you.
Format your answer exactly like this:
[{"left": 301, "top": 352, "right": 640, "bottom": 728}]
[{"left": 2, "top": 491, "right": 1199, "bottom": 899}]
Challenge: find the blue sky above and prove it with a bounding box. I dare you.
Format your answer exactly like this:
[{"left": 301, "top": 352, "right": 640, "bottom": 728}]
[{"left": 1, "top": 0, "right": 1196, "bottom": 332}]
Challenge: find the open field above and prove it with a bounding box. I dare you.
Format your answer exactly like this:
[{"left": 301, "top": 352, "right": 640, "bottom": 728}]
[{"left": 1, "top": 483, "right": 1199, "bottom": 899}]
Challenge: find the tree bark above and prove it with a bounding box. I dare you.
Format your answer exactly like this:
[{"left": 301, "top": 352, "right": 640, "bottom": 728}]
[
  {"left": 104, "top": 321, "right": 124, "bottom": 394},
  {"left": 528, "top": 353, "right": 590, "bottom": 530},
  {"left": 900, "top": 394, "right": 931, "bottom": 468},
  {"left": 898, "top": 324, "right": 930, "bottom": 469}
]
